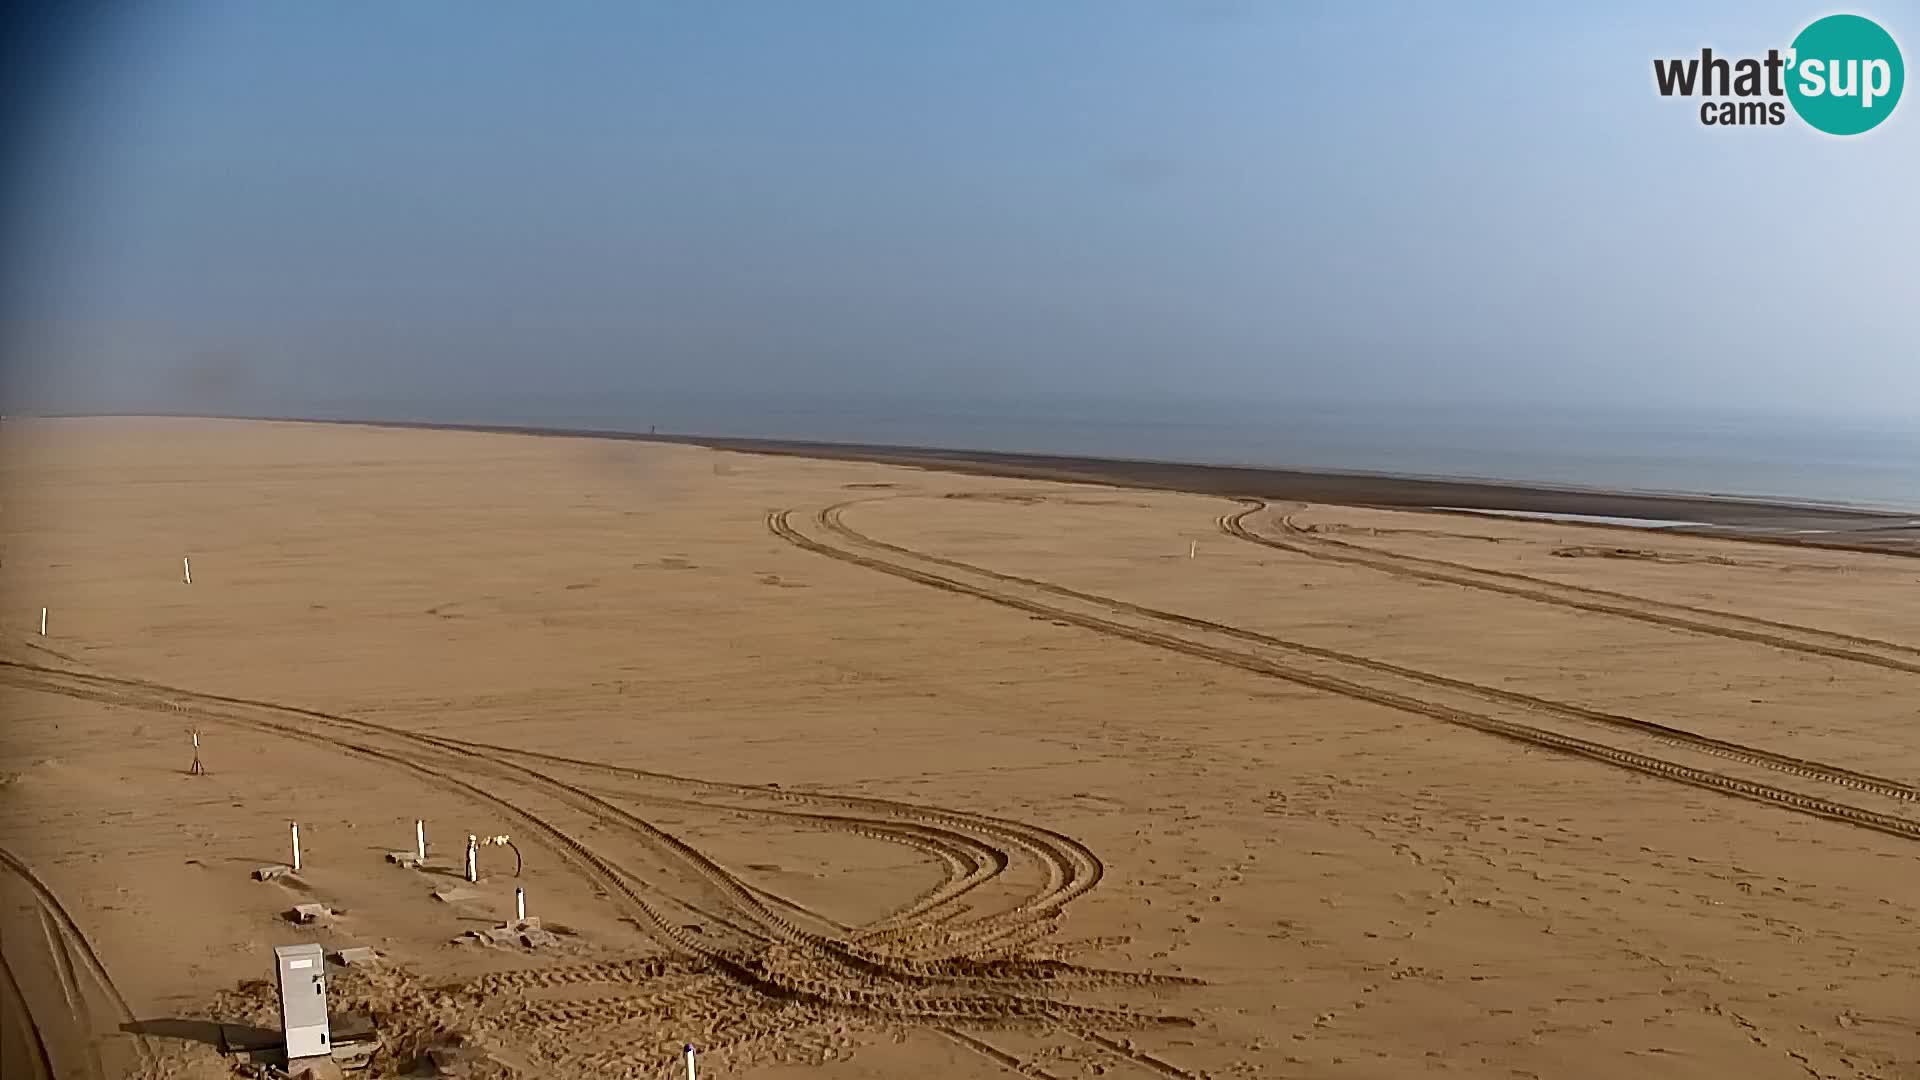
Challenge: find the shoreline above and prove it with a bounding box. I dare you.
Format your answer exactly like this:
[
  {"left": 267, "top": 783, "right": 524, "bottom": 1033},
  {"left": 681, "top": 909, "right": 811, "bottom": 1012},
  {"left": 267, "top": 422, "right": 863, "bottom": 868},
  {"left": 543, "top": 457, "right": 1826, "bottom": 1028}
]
[{"left": 21, "top": 412, "right": 1920, "bottom": 555}]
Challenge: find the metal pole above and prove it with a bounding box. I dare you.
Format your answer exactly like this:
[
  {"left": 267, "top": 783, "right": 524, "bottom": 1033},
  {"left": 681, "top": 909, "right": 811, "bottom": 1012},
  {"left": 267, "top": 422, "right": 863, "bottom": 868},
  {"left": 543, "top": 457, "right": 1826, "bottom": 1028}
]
[
  {"left": 416, "top": 820, "right": 426, "bottom": 862},
  {"left": 291, "top": 822, "right": 301, "bottom": 872}
]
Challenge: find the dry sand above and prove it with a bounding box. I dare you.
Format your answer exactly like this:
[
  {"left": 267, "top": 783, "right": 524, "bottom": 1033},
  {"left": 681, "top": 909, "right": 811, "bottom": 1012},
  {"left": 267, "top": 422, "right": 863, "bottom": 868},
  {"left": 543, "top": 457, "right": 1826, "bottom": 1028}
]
[{"left": 1, "top": 416, "right": 1916, "bottom": 1080}]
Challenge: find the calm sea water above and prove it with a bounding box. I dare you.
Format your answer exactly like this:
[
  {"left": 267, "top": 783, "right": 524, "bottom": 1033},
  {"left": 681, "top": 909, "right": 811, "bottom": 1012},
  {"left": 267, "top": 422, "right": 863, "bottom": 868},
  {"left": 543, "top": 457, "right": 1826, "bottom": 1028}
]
[{"left": 307, "top": 393, "right": 1920, "bottom": 514}]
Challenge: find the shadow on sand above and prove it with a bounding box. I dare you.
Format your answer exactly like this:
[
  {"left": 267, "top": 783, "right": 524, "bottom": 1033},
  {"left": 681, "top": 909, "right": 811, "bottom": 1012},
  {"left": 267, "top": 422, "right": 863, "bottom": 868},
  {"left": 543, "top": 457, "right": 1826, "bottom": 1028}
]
[{"left": 122, "top": 1018, "right": 280, "bottom": 1054}]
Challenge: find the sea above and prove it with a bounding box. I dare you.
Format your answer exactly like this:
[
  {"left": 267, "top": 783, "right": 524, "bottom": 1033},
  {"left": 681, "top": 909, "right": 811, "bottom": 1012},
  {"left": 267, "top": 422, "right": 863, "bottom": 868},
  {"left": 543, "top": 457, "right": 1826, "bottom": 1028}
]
[{"left": 261, "top": 392, "right": 1920, "bottom": 515}]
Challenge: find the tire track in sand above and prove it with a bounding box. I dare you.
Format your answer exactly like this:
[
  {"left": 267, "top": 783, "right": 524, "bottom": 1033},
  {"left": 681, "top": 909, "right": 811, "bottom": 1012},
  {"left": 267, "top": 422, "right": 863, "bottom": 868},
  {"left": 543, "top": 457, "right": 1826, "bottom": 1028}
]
[
  {"left": 0, "top": 945, "right": 57, "bottom": 1080},
  {"left": 0, "top": 844, "right": 153, "bottom": 1072},
  {"left": 825, "top": 498, "right": 1920, "bottom": 805},
  {"left": 1225, "top": 500, "right": 1920, "bottom": 674},
  {"left": 2, "top": 659, "right": 1196, "bottom": 1079},
  {"left": 20, "top": 677, "right": 1185, "bottom": 1080},
  {"left": 455, "top": 743, "right": 1195, "bottom": 999},
  {"left": 773, "top": 504, "right": 1920, "bottom": 844},
  {"left": 450, "top": 738, "right": 1109, "bottom": 962},
  {"left": 5, "top": 660, "right": 1158, "bottom": 994},
  {"left": 39, "top": 907, "right": 104, "bottom": 1080}
]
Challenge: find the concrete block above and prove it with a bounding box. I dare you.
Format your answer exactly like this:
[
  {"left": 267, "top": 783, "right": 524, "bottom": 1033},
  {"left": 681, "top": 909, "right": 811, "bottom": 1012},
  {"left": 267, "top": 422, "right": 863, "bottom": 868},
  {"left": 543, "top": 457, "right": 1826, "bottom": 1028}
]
[
  {"left": 458, "top": 917, "right": 559, "bottom": 949},
  {"left": 288, "top": 903, "right": 333, "bottom": 924},
  {"left": 285, "top": 1054, "right": 345, "bottom": 1080}
]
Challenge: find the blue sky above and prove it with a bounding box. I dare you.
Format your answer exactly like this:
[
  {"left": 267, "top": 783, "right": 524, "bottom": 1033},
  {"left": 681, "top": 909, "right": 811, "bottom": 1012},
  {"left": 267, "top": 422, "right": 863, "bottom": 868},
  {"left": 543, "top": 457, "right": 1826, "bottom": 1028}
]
[{"left": 3, "top": 2, "right": 1914, "bottom": 421}]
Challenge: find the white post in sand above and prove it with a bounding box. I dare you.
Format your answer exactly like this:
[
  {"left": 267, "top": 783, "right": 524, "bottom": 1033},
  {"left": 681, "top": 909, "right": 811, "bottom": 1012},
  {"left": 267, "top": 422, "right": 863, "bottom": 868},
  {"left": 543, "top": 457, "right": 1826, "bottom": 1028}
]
[
  {"left": 291, "top": 822, "right": 302, "bottom": 872},
  {"left": 515, "top": 886, "right": 526, "bottom": 922},
  {"left": 1189, "top": 540, "right": 1197, "bottom": 559},
  {"left": 415, "top": 819, "right": 427, "bottom": 862},
  {"left": 465, "top": 835, "right": 478, "bottom": 883},
  {"left": 182, "top": 556, "right": 192, "bottom": 585},
  {"left": 39, "top": 607, "right": 47, "bottom": 636},
  {"left": 685, "top": 1043, "right": 697, "bottom": 1080}
]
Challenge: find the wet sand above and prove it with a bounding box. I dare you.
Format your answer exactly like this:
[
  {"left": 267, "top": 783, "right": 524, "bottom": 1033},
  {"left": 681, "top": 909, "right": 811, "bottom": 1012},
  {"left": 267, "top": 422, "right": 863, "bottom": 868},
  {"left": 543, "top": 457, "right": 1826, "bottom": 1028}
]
[{"left": 2, "top": 416, "right": 1917, "bottom": 1080}]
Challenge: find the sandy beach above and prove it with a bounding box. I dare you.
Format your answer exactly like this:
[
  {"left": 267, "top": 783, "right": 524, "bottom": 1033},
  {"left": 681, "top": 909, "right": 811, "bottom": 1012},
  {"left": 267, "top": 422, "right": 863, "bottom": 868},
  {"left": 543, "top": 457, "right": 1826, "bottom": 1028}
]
[{"left": 3, "top": 416, "right": 1917, "bottom": 1080}]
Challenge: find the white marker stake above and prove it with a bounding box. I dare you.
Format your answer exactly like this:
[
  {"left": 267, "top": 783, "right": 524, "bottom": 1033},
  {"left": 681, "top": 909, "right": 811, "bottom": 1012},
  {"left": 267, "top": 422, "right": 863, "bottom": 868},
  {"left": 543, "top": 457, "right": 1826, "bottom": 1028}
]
[
  {"left": 685, "top": 1043, "right": 697, "bottom": 1080},
  {"left": 515, "top": 887, "right": 526, "bottom": 922},
  {"left": 1189, "top": 540, "right": 1197, "bottom": 559},
  {"left": 40, "top": 607, "right": 47, "bottom": 636},
  {"left": 182, "top": 556, "right": 192, "bottom": 585},
  {"left": 415, "top": 820, "right": 426, "bottom": 862},
  {"left": 291, "top": 823, "right": 302, "bottom": 872},
  {"left": 466, "top": 835, "right": 478, "bottom": 883}
]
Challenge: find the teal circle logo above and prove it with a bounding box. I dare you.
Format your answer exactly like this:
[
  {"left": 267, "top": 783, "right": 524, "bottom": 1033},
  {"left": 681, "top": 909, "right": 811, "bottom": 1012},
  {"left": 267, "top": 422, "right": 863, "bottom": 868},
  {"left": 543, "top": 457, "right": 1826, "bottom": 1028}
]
[{"left": 1787, "top": 14, "right": 1904, "bottom": 135}]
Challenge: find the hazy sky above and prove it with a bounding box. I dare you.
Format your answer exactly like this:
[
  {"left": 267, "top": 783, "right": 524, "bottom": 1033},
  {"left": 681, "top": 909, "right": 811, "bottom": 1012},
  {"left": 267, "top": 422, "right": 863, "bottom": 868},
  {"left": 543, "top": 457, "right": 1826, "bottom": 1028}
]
[{"left": 3, "top": 2, "right": 1915, "bottom": 422}]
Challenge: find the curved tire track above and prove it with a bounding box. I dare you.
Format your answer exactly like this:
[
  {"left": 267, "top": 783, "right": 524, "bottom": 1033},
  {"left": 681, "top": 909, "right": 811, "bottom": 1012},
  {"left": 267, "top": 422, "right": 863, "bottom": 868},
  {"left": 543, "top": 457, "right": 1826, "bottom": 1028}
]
[
  {"left": 821, "top": 500, "right": 1919, "bottom": 805},
  {"left": 0, "top": 947, "right": 56, "bottom": 1080},
  {"left": 828, "top": 500, "right": 1920, "bottom": 806},
  {"left": 1225, "top": 501, "right": 1920, "bottom": 675},
  {"left": 0, "top": 845, "right": 153, "bottom": 1072},
  {"left": 450, "top": 737, "right": 1105, "bottom": 958},
  {"left": 1, "top": 659, "right": 1194, "bottom": 1073},
  {"left": 773, "top": 504, "right": 1920, "bottom": 845}
]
